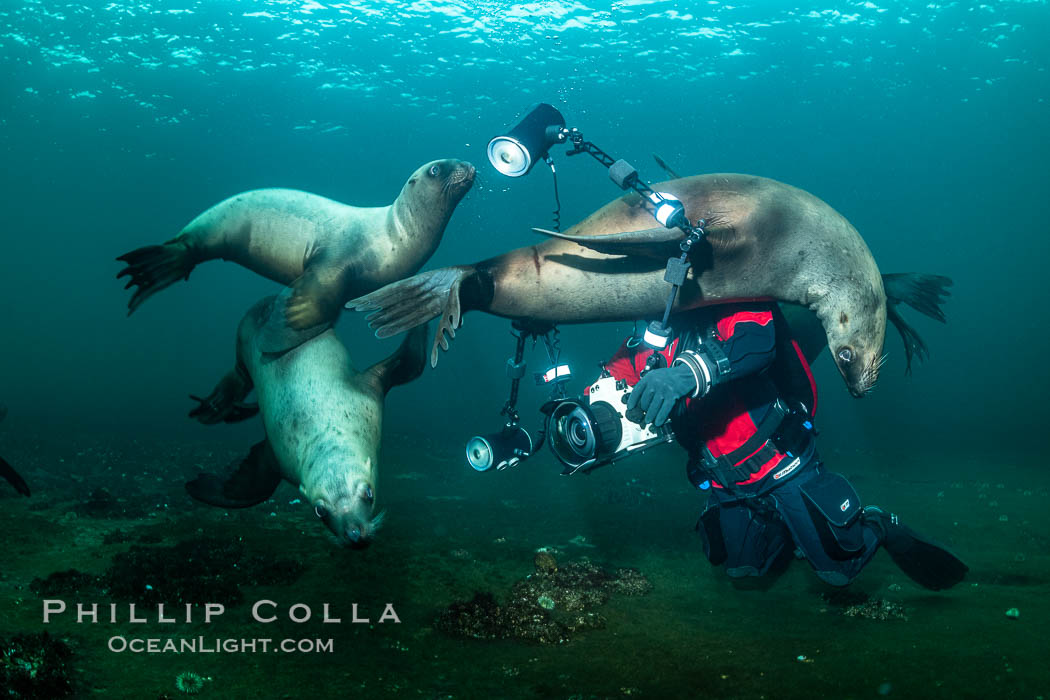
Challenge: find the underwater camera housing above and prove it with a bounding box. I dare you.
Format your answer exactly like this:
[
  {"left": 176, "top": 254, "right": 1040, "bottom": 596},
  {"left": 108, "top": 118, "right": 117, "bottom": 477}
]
[{"left": 543, "top": 375, "right": 675, "bottom": 475}]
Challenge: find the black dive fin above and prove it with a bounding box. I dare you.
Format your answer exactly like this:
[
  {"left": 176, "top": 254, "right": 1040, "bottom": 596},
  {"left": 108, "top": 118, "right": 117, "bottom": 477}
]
[
  {"left": 532, "top": 227, "right": 685, "bottom": 259},
  {"left": 185, "top": 440, "right": 281, "bottom": 508},
  {"left": 868, "top": 509, "right": 968, "bottom": 591},
  {"left": 363, "top": 324, "right": 429, "bottom": 396},
  {"left": 882, "top": 273, "right": 952, "bottom": 323},
  {"left": 652, "top": 153, "right": 681, "bottom": 180},
  {"left": 0, "top": 455, "right": 30, "bottom": 497}
]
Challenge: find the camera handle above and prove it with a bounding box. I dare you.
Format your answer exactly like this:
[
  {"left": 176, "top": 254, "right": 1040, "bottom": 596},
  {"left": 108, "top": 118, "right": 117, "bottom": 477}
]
[{"left": 500, "top": 320, "right": 564, "bottom": 426}]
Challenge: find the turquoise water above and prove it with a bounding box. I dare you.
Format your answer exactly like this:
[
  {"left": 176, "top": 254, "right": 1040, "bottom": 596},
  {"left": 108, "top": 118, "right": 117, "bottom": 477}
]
[{"left": 1, "top": 1, "right": 1048, "bottom": 698}]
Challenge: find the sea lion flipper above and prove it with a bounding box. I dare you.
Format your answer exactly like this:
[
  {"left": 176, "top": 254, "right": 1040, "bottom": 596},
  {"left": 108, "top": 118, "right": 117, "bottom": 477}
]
[
  {"left": 0, "top": 455, "right": 30, "bottom": 497},
  {"left": 532, "top": 227, "right": 684, "bottom": 259},
  {"left": 284, "top": 259, "right": 346, "bottom": 331},
  {"left": 189, "top": 366, "right": 256, "bottom": 425},
  {"left": 185, "top": 440, "right": 281, "bottom": 508},
  {"left": 347, "top": 267, "right": 471, "bottom": 368},
  {"left": 882, "top": 273, "right": 953, "bottom": 324},
  {"left": 115, "top": 242, "right": 195, "bottom": 315},
  {"left": 881, "top": 273, "right": 952, "bottom": 375},
  {"left": 363, "top": 325, "right": 429, "bottom": 396},
  {"left": 257, "top": 283, "right": 334, "bottom": 356}
]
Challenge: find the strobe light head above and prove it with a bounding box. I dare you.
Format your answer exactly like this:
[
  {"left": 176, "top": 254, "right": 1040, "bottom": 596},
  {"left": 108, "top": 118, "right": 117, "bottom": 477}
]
[
  {"left": 648, "top": 191, "right": 686, "bottom": 229},
  {"left": 466, "top": 425, "right": 534, "bottom": 472},
  {"left": 487, "top": 103, "right": 567, "bottom": 177}
]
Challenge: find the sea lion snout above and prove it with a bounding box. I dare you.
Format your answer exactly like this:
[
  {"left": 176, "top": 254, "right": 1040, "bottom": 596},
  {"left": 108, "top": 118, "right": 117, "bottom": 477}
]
[{"left": 314, "top": 481, "right": 379, "bottom": 548}]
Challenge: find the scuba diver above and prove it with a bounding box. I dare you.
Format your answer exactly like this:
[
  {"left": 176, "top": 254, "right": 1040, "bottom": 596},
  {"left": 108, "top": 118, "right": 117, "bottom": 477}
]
[{"left": 602, "top": 302, "right": 967, "bottom": 590}]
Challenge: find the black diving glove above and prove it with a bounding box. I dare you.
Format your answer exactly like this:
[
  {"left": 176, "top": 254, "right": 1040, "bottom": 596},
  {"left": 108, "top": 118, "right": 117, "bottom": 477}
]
[{"left": 625, "top": 365, "right": 699, "bottom": 427}]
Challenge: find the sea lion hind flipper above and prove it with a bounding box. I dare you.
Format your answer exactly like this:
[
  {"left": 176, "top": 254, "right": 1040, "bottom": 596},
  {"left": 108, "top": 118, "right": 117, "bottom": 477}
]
[
  {"left": 115, "top": 242, "right": 195, "bottom": 315},
  {"left": 364, "top": 324, "right": 429, "bottom": 396},
  {"left": 532, "top": 227, "right": 684, "bottom": 260},
  {"left": 188, "top": 366, "right": 256, "bottom": 425},
  {"left": 880, "top": 272, "right": 952, "bottom": 374},
  {"left": 0, "top": 455, "right": 30, "bottom": 497},
  {"left": 886, "top": 304, "right": 928, "bottom": 376},
  {"left": 185, "top": 440, "right": 281, "bottom": 508},
  {"left": 881, "top": 273, "right": 952, "bottom": 324},
  {"left": 347, "top": 267, "right": 471, "bottom": 368},
  {"left": 257, "top": 282, "right": 334, "bottom": 355}
]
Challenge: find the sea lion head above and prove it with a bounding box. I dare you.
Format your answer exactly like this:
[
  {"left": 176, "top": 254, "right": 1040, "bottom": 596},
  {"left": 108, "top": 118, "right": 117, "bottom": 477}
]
[
  {"left": 401, "top": 158, "right": 475, "bottom": 210},
  {"left": 822, "top": 279, "right": 887, "bottom": 398},
  {"left": 310, "top": 469, "right": 381, "bottom": 549}
]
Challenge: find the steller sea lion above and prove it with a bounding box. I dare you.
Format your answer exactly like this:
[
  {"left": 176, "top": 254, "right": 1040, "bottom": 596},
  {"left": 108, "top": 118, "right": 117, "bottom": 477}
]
[
  {"left": 349, "top": 173, "right": 889, "bottom": 397},
  {"left": 117, "top": 159, "right": 474, "bottom": 353},
  {"left": 185, "top": 296, "right": 427, "bottom": 548}
]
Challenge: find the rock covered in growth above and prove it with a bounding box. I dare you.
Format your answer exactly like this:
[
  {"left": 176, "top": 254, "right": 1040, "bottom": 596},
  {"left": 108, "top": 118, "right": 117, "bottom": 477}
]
[
  {"left": 0, "top": 632, "right": 75, "bottom": 699},
  {"left": 28, "top": 537, "right": 306, "bottom": 608},
  {"left": 821, "top": 590, "right": 908, "bottom": 621},
  {"left": 436, "top": 554, "right": 651, "bottom": 644},
  {"left": 842, "top": 598, "right": 908, "bottom": 621}
]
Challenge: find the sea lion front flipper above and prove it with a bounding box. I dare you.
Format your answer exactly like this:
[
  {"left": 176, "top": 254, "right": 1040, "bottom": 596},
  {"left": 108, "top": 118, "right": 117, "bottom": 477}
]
[
  {"left": 185, "top": 440, "right": 281, "bottom": 508},
  {"left": 256, "top": 281, "right": 334, "bottom": 356},
  {"left": 348, "top": 267, "right": 473, "bottom": 368},
  {"left": 363, "top": 324, "right": 429, "bottom": 396},
  {"left": 0, "top": 455, "right": 30, "bottom": 497},
  {"left": 532, "top": 227, "right": 685, "bottom": 260}
]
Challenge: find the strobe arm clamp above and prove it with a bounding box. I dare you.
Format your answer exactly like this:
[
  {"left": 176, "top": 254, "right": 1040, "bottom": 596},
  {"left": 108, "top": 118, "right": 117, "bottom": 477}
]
[
  {"left": 500, "top": 320, "right": 561, "bottom": 424},
  {"left": 562, "top": 129, "right": 700, "bottom": 235},
  {"left": 560, "top": 127, "right": 710, "bottom": 353}
]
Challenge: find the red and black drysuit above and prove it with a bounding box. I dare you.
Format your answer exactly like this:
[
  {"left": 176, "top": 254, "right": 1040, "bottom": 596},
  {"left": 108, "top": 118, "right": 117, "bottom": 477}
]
[{"left": 602, "top": 302, "right": 881, "bottom": 585}]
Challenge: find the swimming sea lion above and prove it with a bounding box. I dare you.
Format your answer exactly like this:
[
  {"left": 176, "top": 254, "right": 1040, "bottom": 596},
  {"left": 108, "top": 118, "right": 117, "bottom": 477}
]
[
  {"left": 185, "top": 296, "right": 427, "bottom": 548},
  {"left": 349, "top": 173, "right": 887, "bottom": 397},
  {"left": 0, "top": 406, "right": 30, "bottom": 496},
  {"left": 785, "top": 272, "right": 951, "bottom": 373},
  {"left": 117, "top": 159, "right": 474, "bottom": 352}
]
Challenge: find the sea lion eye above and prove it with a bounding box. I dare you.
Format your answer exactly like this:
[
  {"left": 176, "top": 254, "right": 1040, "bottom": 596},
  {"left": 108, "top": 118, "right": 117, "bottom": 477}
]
[
  {"left": 314, "top": 503, "right": 329, "bottom": 519},
  {"left": 363, "top": 485, "right": 374, "bottom": 503},
  {"left": 428, "top": 165, "right": 440, "bottom": 177},
  {"left": 837, "top": 347, "right": 853, "bottom": 364}
]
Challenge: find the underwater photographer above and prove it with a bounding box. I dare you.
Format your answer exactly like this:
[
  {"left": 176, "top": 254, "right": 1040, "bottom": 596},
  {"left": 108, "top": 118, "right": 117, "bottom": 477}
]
[
  {"left": 473, "top": 102, "right": 967, "bottom": 591},
  {"left": 597, "top": 302, "right": 968, "bottom": 590}
]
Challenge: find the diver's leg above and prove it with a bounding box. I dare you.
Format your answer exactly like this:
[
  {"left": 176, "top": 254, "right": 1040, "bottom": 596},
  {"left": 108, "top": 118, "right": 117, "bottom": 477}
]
[
  {"left": 771, "top": 463, "right": 879, "bottom": 587},
  {"left": 698, "top": 489, "right": 790, "bottom": 579}
]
